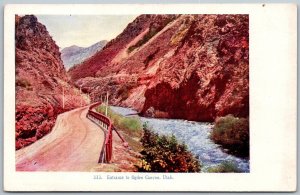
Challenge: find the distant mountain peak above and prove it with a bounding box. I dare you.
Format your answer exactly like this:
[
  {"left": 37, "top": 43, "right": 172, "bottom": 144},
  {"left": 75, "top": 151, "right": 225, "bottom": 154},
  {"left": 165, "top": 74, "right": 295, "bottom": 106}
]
[{"left": 61, "top": 40, "right": 108, "bottom": 70}]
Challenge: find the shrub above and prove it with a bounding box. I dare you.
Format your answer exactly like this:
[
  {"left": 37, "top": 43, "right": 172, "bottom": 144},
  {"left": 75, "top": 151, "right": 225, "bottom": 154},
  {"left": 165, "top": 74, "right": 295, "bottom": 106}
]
[
  {"left": 211, "top": 114, "right": 249, "bottom": 157},
  {"left": 206, "top": 161, "right": 241, "bottom": 173},
  {"left": 138, "top": 125, "right": 201, "bottom": 172}
]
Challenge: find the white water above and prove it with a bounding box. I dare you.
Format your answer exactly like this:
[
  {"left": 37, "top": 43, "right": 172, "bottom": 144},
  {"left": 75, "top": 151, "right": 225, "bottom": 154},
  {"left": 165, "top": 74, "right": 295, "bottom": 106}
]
[{"left": 110, "top": 106, "right": 250, "bottom": 173}]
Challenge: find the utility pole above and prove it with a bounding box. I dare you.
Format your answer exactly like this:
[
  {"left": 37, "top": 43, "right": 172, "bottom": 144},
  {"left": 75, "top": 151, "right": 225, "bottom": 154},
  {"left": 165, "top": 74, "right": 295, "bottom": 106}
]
[
  {"left": 105, "top": 91, "right": 109, "bottom": 116},
  {"left": 62, "top": 86, "right": 65, "bottom": 109},
  {"left": 80, "top": 86, "right": 82, "bottom": 107}
]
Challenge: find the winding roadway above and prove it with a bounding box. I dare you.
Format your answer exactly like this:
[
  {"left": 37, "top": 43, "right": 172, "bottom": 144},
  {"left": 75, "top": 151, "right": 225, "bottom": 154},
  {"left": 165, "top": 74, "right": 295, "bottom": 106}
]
[{"left": 16, "top": 106, "right": 104, "bottom": 171}]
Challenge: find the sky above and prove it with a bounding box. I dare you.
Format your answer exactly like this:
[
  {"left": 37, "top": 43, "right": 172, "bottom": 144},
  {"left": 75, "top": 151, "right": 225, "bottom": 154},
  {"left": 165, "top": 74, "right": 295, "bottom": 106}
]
[{"left": 36, "top": 15, "right": 139, "bottom": 49}]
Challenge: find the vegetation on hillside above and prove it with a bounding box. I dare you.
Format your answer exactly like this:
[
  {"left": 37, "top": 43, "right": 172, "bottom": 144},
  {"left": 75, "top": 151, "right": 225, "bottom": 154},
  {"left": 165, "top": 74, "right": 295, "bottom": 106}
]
[
  {"left": 210, "top": 114, "right": 249, "bottom": 158},
  {"left": 16, "top": 77, "right": 32, "bottom": 90},
  {"left": 15, "top": 104, "right": 62, "bottom": 150},
  {"left": 128, "top": 16, "right": 176, "bottom": 53},
  {"left": 128, "top": 28, "right": 158, "bottom": 53},
  {"left": 137, "top": 124, "right": 201, "bottom": 172},
  {"left": 117, "top": 82, "right": 138, "bottom": 101}
]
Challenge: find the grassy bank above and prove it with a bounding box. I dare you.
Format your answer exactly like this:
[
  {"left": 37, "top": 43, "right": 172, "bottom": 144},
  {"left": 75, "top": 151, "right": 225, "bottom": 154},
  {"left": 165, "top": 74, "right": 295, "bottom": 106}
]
[
  {"left": 96, "top": 105, "right": 143, "bottom": 152},
  {"left": 96, "top": 105, "right": 142, "bottom": 136},
  {"left": 206, "top": 161, "right": 241, "bottom": 173},
  {"left": 210, "top": 114, "right": 249, "bottom": 158}
]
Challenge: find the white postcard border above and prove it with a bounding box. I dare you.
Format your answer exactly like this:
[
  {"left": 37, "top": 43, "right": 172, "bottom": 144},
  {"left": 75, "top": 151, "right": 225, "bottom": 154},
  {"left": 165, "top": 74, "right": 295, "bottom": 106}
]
[{"left": 4, "top": 4, "right": 297, "bottom": 191}]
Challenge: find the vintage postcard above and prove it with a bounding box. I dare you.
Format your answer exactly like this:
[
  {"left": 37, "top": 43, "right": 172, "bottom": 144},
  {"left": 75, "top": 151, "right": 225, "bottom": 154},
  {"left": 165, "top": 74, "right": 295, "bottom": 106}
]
[{"left": 3, "top": 4, "right": 297, "bottom": 191}]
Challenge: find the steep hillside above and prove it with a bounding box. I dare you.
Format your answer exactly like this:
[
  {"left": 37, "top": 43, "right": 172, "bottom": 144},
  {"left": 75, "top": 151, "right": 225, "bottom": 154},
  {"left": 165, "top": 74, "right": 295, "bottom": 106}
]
[
  {"left": 69, "top": 14, "right": 249, "bottom": 122},
  {"left": 69, "top": 15, "right": 177, "bottom": 80},
  {"left": 61, "top": 40, "right": 107, "bottom": 70},
  {"left": 15, "top": 15, "right": 88, "bottom": 149}
]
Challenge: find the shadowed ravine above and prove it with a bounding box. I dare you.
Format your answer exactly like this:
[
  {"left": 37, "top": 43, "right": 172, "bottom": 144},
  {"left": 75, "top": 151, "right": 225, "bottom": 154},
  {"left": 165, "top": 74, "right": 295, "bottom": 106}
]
[{"left": 110, "top": 106, "right": 250, "bottom": 172}]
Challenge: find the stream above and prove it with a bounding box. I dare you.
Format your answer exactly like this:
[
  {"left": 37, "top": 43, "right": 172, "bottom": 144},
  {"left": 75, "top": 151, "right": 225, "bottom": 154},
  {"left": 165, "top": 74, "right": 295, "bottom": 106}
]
[{"left": 110, "top": 106, "right": 250, "bottom": 173}]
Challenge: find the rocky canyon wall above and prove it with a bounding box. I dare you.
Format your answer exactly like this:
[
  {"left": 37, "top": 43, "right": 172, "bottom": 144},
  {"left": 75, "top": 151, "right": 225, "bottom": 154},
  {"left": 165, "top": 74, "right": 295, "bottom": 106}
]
[
  {"left": 15, "top": 15, "right": 88, "bottom": 149},
  {"left": 69, "top": 14, "right": 249, "bottom": 122}
]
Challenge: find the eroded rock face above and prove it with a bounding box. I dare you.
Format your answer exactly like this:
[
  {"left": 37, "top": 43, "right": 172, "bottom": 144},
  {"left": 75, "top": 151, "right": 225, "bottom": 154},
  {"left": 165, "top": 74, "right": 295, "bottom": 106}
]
[
  {"left": 15, "top": 15, "right": 87, "bottom": 149},
  {"left": 70, "top": 14, "right": 249, "bottom": 122}
]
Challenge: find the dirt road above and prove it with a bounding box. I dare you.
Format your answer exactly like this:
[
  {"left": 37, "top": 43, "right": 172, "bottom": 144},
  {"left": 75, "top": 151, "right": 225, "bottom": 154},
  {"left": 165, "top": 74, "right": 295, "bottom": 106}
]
[{"left": 16, "top": 106, "right": 104, "bottom": 171}]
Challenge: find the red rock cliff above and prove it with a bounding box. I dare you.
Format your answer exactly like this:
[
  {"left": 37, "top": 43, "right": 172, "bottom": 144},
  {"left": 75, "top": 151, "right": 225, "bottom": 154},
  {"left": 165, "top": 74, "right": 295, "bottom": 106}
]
[
  {"left": 15, "top": 15, "right": 88, "bottom": 149},
  {"left": 69, "top": 14, "right": 249, "bottom": 122}
]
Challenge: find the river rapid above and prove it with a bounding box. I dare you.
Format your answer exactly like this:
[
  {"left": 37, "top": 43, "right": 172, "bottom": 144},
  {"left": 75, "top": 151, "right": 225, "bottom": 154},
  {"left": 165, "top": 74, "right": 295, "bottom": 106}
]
[{"left": 110, "top": 106, "right": 249, "bottom": 173}]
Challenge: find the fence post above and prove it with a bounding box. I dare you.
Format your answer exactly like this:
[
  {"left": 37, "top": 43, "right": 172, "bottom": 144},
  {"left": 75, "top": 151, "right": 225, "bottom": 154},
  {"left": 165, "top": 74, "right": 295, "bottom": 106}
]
[
  {"left": 62, "top": 87, "right": 65, "bottom": 109},
  {"left": 105, "top": 92, "right": 109, "bottom": 116},
  {"left": 80, "top": 87, "right": 82, "bottom": 107}
]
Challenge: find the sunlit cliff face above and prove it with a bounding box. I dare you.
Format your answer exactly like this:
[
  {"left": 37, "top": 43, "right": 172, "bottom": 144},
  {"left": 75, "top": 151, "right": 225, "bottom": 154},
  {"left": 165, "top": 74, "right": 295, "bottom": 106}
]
[{"left": 69, "top": 14, "right": 249, "bottom": 122}]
